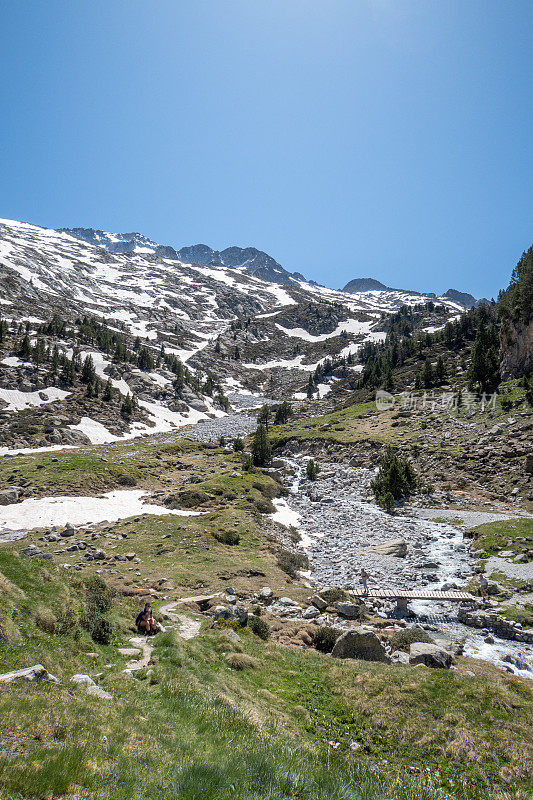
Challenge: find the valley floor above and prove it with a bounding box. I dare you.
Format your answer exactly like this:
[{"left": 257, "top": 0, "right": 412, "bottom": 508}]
[{"left": 0, "top": 399, "right": 532, "bottom": 800}]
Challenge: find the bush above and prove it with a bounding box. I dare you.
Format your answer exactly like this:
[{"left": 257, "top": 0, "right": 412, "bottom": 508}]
[
  {"left": 171, "top": 489, "right": 211, "bottom": 508},
  {"left": 371, "top": 446, "right": 417, "bottom": 509},
  {"left": 313, "top": 626, "right": 341, "bottom": 653},
  {"left": 85, "top": 577, "right": 115, "bottom": 614},
  {"left": 82, "top": 614, "right": 112, "bottom": 645},
  {"left": 233, "top": 437, "right": 245, "bottom": 452},
  {"left": 254, "top": 496, "right": 275, "bottom": 514},
  {"left": 306, "top": 459, "right": 320, "bottom": 481},
  {"left": 248, "top": 615, "right": 270, "bottom": 640},
  {"left": 33, "top": 605, "right": 57, "bottom": 634},
  {"left": 224, "top": 653, "right": 259, "bottom": 670},
  {"left": 276, "top": 548, "right": 309, "bottom": 578},
  {"left": 212, "top": 529, "right": 240, "bottom": 546},
  {"left": 55, "top": 609, "right": 77, "bottom": 636},
  {"left": 390, "top": 626, "right": 432, "bottom": 652}
]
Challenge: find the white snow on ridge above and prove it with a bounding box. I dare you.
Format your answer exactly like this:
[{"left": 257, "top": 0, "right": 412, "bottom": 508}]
[
  {"left": 275, "top": 318, "right": 376, "bottom": 343},
  {"left": 0, "top": 489, "right": 203, "bottom": 534},
  {"left": 0, "top": 387, "right": 69, "bottom": 412}
]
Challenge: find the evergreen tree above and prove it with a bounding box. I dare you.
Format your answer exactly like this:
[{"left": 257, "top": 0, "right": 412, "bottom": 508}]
[
  {"left": 306, "top": 459, "right": 320, "bottom": 480},
  {"left": 251, "top": 424, "right": 271, "bottom": 467},
  {"left": 257, "top": 404, "right": 272, "bottom": 431},
  {"left": 233, "top": 437, "right": 245, "bottom": 452},
  {"left": 19, "top": 333, "right": 32, "bottom": 361},
  {"left": 103, "top": 378, "right": 114, "bottom": 402},
  {"left": 421, "top": 358, "right": 433, "bottom": 389},
  {"left": 121, "top": 393, "right": 134, "bottom": 419},
  {"left": 274, "top": 401, "right": 293, "bottom": 424},
  {"left": 81, "top": 355, "right": 96, "bottom": 384}
]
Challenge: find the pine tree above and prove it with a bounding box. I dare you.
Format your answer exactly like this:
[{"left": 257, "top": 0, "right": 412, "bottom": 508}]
[
  {"left": 274, "top": 401, "right": 293, "bottom": 424},
  {"left": 81, "top": 355, "right": 96, "bottom": 384},
  {"left": 421, "top": 358, "right": 433, "bottom": 389},
  {"left": 257, "top": 404, "right": 272, "bottom": 431},
  {"left": 252, "top": 424, "right": 271, "bottom": 467},
  {"left": 19, "top": 334, "right": 32, "bottom": 361},
  {"left": 121, "top": 393, "right": 134, "bottom": 419},
  {"left": 103, "top": 379, "right": 114, "bottom": 402}
]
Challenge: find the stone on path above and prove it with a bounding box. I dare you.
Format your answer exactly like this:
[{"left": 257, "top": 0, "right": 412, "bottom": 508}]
[{"left": 331, "top": 628, "right": 390, "bottom": 662}]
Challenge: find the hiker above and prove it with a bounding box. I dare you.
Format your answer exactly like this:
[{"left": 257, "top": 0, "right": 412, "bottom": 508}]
[
  {"left": 479, "top": 574, "right": 489, "bottom": 603},
  {"left": 135, "top": 603, "right": 158, "bottom": 635},
  {"left": 360, "top": 568, "right": 369, "bottom": 595}
]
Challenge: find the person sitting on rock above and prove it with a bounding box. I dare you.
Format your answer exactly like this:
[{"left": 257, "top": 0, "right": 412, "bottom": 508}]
[{"left": 135, "top": 603, "right": 158, "bottom": 635}]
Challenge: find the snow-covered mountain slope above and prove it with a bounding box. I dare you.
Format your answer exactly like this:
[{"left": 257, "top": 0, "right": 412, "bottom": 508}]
[{"left": 0, "top": 217, "right": 468, "bottom": 450}]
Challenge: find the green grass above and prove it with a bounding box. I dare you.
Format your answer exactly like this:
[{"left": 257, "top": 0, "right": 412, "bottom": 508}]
[
  {"left": 270, "top": 401, "right": 386, "bottom": 446},
  {"left": 1, "top": 552, "right": 532, "bottom": 800},
  {"left": 469, "top": 518, "right": 533, "bottom": 561}
]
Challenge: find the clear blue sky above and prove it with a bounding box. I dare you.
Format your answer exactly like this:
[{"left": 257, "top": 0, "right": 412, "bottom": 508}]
[{"left": 1, "top": 1, "right": 531, "bottom": 298}]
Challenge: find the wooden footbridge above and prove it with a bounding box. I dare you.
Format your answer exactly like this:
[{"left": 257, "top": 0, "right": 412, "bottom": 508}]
[{"left": 350, "top": 588, "right": 476, "bottom": 612}]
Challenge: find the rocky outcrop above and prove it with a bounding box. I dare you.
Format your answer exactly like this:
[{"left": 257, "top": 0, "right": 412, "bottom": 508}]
[
  {"left": 331, "top": 627, "right": 390, "bottom": 662},
  {"left": 458, "top": 604, "right": 533, "bottom": 643},
  {"left": 500, "top": 318, "right": 533, "bottom": 379}
]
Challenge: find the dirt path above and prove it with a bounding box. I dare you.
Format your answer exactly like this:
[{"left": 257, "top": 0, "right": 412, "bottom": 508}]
[{"left": 122, "top": 595, "right": 216, "bottom": 672}]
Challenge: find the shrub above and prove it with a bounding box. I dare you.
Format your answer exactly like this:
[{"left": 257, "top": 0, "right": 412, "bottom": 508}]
[
  {"left": 233, "top": 437, "right": 245, "bottom": 452},
  {"left": 248, "top": 615, "right": 270, "bottom": 640},
  {"left": 56, "top": 609, "right": 77, "bottom": 636},
  {"left": 225, "top": 653, "right": 259, "bottom": 670},
  {"left": 254, "top": 496, "right": 275, "bottom": 514},
  {"left": 306, "top": 459, "right": 320, "bottom": 481},
  {"left": 276, "top": 548, "right": 309, "bottom": 578},
  {"left": 313, "top": 626, "right": 341, "bottom": 653},
  {"left": 33, "top": 605, "right": 57, "bottom": 634},
  {"left": 371, "top": 446, "right": 417, "bottom": 509},
  {"left": 85, "top": 577, "right": 115, "bottom": 614},
  {"left": 212, "top": 529, "right": 240, "bottom": 546},
  {"left": 172, "top": 489, "right": 210, "bottom": 508},
  {"left": 390, "top": 626, "right": 432, "bottom": 652},
  {"left": 82, "top": 614, "right": 112, "bottom": 645}
]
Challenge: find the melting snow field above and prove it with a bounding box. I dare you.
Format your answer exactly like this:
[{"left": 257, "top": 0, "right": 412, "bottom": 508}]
[
  {"left": 0, "top": 489, "right": 203, "bottom": 534},
  {"left": 0, "top": 386, "right": 70, "bottom": 412}
]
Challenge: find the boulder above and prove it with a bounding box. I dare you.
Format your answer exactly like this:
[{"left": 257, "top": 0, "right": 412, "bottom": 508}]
[
  {"left": 0, "top": 488, "right": 19, "bottom": 505},
  {"left": 334, "top": 601, "right": 363, "bottom": 620},
  {"left": 331, "top": 628, "right": 390, "bottom": 662},
  {"left": 0, "top": 664, "right": 58, "bottom": 683},
  {"left": 310, "top": 594, "right": 328, "bottom": 612},
  {"left": 20, "top": 544, "right": 54, "bottom": 562},
  {"left": 409, "top": 643, "right": 452, "bottom": 669},
  {"left": 373, "top": 538, "right": 407, "bottom": 557},
  {"left": 302, "top": 605, "right": 321, "bottom": 619}
]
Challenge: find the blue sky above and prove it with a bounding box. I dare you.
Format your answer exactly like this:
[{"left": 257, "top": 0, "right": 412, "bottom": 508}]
[{"left": 1, "top": 1, "right": 531, "bottom": 298}]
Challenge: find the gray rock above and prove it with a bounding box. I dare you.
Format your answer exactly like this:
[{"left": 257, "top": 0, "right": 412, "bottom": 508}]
[
  {"left": 259, "top": 586, "right": 273, "bottom": 600},
  {"left": 334, "top": 601, "right": 363, "bottom": 620},
  {"left": 0, "top": 664, "right": 58, "bottom": 683},
  {"left": 302, "top": 605, "right": 321, "bottom": 619},
  {"left": 86, "top": 684, "right": 113, "bottom": 699},
  {"left": 372, "top": 538, "right": 408, "bottom": 558},
  {"left": 70, "top": 673, "right": 96, "bottom": 685},
  {"left": 331, "top": 628, "right": 390, "bottom": 662},
  {"left": 93, "top": 549, "right": 107, "bottom": 560},
  {"left": 0, "top": 488, "right": 20, "bottom": 505},
  {"left": 409, "top": 643, "right": 452, "bottom": 669},
  {"left": 310, "top": 594, "right": 328, "bottom": 611}
]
